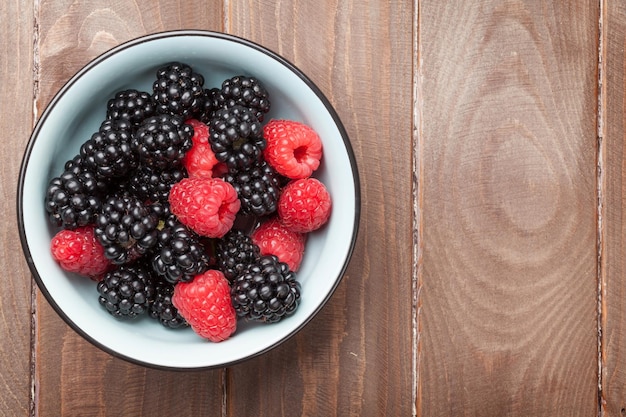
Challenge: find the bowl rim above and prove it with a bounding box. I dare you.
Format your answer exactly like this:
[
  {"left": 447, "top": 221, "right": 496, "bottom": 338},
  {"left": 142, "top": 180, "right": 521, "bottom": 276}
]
[{"left": 17, "top": 29, "right": 361, "bottom": 370}]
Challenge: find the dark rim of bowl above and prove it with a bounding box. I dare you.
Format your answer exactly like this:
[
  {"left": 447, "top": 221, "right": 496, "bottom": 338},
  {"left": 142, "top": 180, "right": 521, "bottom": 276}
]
[{"left": 17, "top": 29, "right": 361, "bottom": 371}]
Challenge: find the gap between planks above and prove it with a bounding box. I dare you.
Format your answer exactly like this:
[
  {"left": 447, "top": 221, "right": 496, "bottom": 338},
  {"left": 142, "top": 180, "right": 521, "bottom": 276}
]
[
  {"left": 597, "top": 0, "right": 607, "bottom": 416},
  {"left": 30, "top": 0, "right": 41, "bottom": 415},
  {"left": 412, "top": 1, "right": 423, "bottom": 417}
]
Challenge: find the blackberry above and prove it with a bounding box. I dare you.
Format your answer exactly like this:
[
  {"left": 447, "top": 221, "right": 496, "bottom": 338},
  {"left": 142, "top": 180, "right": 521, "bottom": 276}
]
[
  {"left": 151, "top": 218, "right": 210, "bottom": 284},
  {"left": 128, "top": 165, "right": 187, "bottom": 204},
  {"left": 45, "top": 156, "right": 105, "bottom": 228},
  {"left": 231, "top": 255, "right": 301, "bottom": 323},
  {"left": 132, "top": 114, "right": 193, "bottom": 170},
  {"left": 148, "top": 200, "right": 173, "bottom": 224},
  {"left": 218, "top": 75, "right": 271, "bottom": 122},
  {"left": 152, "top": 62, "right": 205, "bottom": 119},
  {"left": 106, "top": 89, "right": 157, "bottom": 129},
  {"left": 80, "top": 119, "right": 137, "bottom": 180},
  {"left": 208, "top": 105, "right": 266, "bottom": 172},
  {"left": 95, "top": 193, "right": 159, "bottom": 264},
  {"left": 65, "top": 155, "right": 114, "bottom": 191},
  {"left": 149, "top": 277, "right": 188, "bottom": 328},
  {"left": 198, "top": 87, "right": 222, "bottom": 124},
  {"left": 224, "top": 160, "right": 281, "bottom": 216},
  {"left": 215, "top": 229, "right": 260, "bottom": 282},
  {"left": 97, "top": 261, "right": 155, "bottom": 319}
]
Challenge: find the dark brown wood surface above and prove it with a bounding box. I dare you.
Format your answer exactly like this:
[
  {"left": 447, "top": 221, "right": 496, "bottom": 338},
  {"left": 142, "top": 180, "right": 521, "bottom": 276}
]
[
  {"left": 419, "top": 1, "right": 599, "bottom": 416},
  {"left": 2, "top": 0, "right": 625, "bottom": 416},
  {"left": 603, "top": 1, "right": 626, "bottom": 416},
  {"left": 1, "top": 0, "right": 35, "bottom": 415},
  {"left": 34, "top": 3, "right": 225, "bottom": 416},
  {"left": 225, "top": 2, "right": 414, "bottom": 416}
]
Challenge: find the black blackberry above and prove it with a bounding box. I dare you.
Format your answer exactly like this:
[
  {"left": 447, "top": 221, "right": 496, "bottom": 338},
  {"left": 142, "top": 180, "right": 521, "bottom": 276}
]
[
  {"left": 208, "top": 105, "right": 266, "bottom": 172},
  {"left": 149, "top": 277, "right": 188, "bottom": 329},
  {"left": 215, "top": 229, "right": 260, "bottom": 282},
  {"left": 128, "top": 165, "right": 187, "bottom": 204},
  {"left": 95, "top": 193, "right": 159, "bottom": 264},
  {"left": 152, "top": 62, "right": 205, "bottom": 119},
  {"left": 106, "top": 89, "right": 157, "bottom": 129},
  {"left": 80, "top": 118, "right": 137, "bottom": 180},
  {"left": 148, "top": 200, "right": 173, "bottom": 224},
  {"left": 151, "top": 218, "right": 210, "bottom": 284},
  {"left": 198, "top": 87, "right": 222, "bottom": 124},
  {"left": 44, "top": 155, "right": 105, "bottom": 228},
  {"left": 231, "top": 255, "right": 301, "bottom": 323},
  {"left": 131, "top": 114, "right": 193, "bottom": 169},
  {"left": 218, "top": 75, "right": 271, "bottom": 122},
  {"left": 63, "top": 154, "right": 90, "bottom": 172},
  {"left": 97, "top": 261, "right": 156, "bottom": 319},
  {"left": 224, "top": 160, "right": 281, "bottom": 216},
  {"left": 68, "top": 154, "right": 111, "bottom": 192}
]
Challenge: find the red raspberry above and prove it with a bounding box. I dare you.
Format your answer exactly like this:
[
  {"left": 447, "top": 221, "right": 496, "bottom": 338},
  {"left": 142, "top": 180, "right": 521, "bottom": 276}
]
[
  {"left": 183, "top": 119, "right": 220, "bottom": 178},
  {"left": 278, "top": 178, "right": 332, "bottom": 233},
  {"left": 169, "top": 177, "right": 241, "bottom": 238},
  {"left": 50, "top": 226, "right": 112, "bottom": 279},
  {"left": 251, "top": 217, "right": 306, "bottom": 272},
  {"left": 172, "top": 270, "right": 236, "bottom": 342},
  {"left": 263, "top": 119, "right": 323, "bottom": 179}
]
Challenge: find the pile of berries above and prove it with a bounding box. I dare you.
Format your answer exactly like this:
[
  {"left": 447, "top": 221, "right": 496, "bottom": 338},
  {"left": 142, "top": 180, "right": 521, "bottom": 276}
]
[{"left": 45, "top": 62, "right": 332, "bottom": 343}]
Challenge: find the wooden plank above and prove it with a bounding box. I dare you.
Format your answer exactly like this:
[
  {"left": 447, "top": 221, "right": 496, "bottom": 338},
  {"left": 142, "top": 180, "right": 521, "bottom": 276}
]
[
  {"left": 0, "top": 0, "right": 35, "bottom": 415},
  {"left": 418, "top": 1, "right": 599, "bottom": 416},
  {"left": 34, "top": 2, "right": 225, "bottom": 415},
  {"left": 226, "top": 1, "right": 415, "bottom": 416},
  {"left": 601, "top": 1, "right": 626, "bottom": 415}
]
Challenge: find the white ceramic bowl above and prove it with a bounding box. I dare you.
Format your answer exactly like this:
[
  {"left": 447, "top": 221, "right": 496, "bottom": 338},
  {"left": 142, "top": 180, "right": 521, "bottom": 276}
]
[{"left": 18, "top": 30, "right": 360, "bottom": 370}]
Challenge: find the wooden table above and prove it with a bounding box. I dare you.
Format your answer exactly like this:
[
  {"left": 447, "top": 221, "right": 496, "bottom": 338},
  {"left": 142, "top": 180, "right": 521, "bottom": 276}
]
[{"left": 4, "top": 1, "right": 626, "bottom": 416}]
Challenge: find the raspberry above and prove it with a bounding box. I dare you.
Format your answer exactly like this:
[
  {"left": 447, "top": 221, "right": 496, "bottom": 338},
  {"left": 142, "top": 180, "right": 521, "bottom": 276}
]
[
  {"left": 172, "top": 269, "right": 237, "bottom": 342},
  {"left": 263, "top": 119, "right": 323, "bottom": 179},
  {"left": 183, "top": 119, "right": 220, "bottom": 178},
  {"left": 169, "top": 177, "right": 241, "bottom": 238},
  {"left": 50, "top": 226, "right": 112, "bottom": 279},
  {"left": 251, "top": 217, "right": 306, "bottom": 272},
  {"left": 278, "top": 178, "right": 332, "bottom": 233}
]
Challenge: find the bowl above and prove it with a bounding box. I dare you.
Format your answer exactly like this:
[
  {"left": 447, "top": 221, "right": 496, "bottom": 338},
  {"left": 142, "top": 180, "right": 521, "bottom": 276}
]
[{"left": 17, "top": 30, "right": 360, "bottom": 370}]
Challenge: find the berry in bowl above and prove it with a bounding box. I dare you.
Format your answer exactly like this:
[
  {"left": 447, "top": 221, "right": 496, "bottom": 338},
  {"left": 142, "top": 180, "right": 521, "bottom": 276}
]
[{"left": 18, "top": 30, "right": 360, "bottom": 370}]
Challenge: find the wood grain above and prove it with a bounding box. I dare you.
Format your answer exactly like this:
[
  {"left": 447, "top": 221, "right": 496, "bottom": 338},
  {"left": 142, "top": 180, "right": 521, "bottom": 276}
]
[
  {"left": 418, "top": 1, "right": 599, "bottom": 416},
  {"left": 34, "top": 2, "right": 225, "bottom": 415},
  {"left": 0, "top": 0, "right": 35, "bottom": 415},
  {"left": 8, "top": 0, "right": 622, "bottom": 415},
  {"left": 601, "top": 1, "right": 626, "bottom": 415},
  {"left": 226, "top": 1, "right": 415, "bottom": 416}
]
